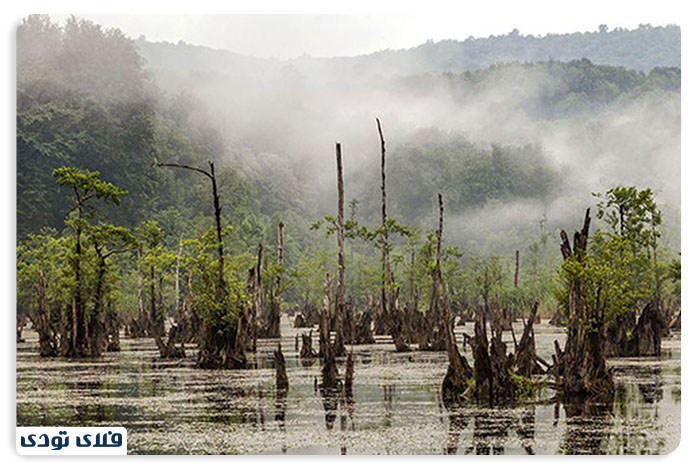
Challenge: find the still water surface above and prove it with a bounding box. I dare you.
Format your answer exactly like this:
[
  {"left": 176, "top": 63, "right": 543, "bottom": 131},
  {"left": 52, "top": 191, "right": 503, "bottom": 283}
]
[{"left": 16, "top": 318, "right": 680, "bottom": 454}]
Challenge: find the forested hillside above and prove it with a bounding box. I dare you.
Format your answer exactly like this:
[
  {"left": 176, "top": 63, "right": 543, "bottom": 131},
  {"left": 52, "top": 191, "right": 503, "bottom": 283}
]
[
  {"left": 15, "top": 17, "right": 683, "bottom": 454},
  {"left": 17, "top": 16, "right": 680, "bottom": 337},
  {"left": 136, "top": 24, "right": 680, "bottom": 76}
]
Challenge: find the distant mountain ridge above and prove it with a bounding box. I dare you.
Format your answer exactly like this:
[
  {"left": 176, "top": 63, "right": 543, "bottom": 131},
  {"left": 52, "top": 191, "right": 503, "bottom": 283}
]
[{"left": 136, "top": 24, "right": 680, "bottom": 79}]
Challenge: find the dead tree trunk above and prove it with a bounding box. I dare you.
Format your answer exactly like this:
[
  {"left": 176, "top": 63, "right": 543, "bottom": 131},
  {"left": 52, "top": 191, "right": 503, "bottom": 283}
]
[
  {"left": 264, "top": 223, "right": 284, "bottom": 338},
  {"left": 376, "top": 118, "right": 410, "bottom": 352},
  {"left": 513, "top": 301, "right": 544, "bottom": 377},
  {"left": 345, "top": 349, "right": 355, "bottom": 394},
  {"left": 354, "top": 304, "right": 376, "bottom": 344},
  {"left": 253, "top": 243, "right": 264, "bottom": 351},
  {"left": 626, "top": 301, "right": 665, "bottom": 356},
  {"left": 300, "top": 331, "right": 317, "bottom": 359},
  {"left": 437, "top": 194, "right": 473, "bottom": 406},
  {"left": 554, "top": 208, "right": 614, "bottom": 397},
  {"left": 334, "top": 143, "right": 346, "bottom": 356},
  {"left": 156, "top": 161, "right": 238, "bottom": 368},
  {"left": 319, "top": 273, "right": 331, "bottom": 360},
  {"left": 274, "top": 343, "right": 289, "bottom": 391},
  {"left": 320, "top": 273, "right": 338, "bottom": 388},
  {"left": 514, "top": 250, "right": 520, "bottom": 288}
]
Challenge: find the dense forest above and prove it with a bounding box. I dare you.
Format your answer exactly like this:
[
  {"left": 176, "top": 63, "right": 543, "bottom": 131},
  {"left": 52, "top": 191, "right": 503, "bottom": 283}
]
[{"left": 17, "top": 14, "right": 680, "bottom": 413}]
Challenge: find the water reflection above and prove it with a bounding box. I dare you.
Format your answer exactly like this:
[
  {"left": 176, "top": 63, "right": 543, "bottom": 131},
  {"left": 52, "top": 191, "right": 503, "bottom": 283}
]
[
  {"left": 16, "top": 321, "right": 680, "bottom": 455},
  {"left": 444, "top": 406, "right": 468, "bottom": 454},
  {"left": 559, "top": 396, "right": 613, "bottom": 455}
]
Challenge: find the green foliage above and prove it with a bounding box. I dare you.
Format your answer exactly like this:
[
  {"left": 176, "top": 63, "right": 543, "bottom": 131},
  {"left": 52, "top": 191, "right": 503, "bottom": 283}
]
[
  {"left": 17, "top": 231, "right": 72, "bottom": 316},
  {"left": 556, "top": 186, "right": 673, "bottom": 328},
  {"left": 375, "top": 131, "right": 559, "bottom": 224},
  {"left": 54, "top": 166, "right": 127, "bottom": 209},
  {"left": 509, "top": 372, "right": 536, "bottom": 400}
]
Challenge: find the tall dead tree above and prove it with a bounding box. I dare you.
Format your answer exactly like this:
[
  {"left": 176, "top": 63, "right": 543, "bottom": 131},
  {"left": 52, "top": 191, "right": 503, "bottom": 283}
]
[
  {"left": 253, "top": 243, "right": 264, "bottom": 350},
  {"left": 334, "top": 143, "right": 347, "bottom": 356},
  {"left": 376, "top": 118, "right": 410, "bottom": 352},
  {"left": 156, "top": 161, "right": 226, "bottom": 295},
  {"left": 157, "top": 161, "right": 247, "bottom": 369},
  {"left": 263, "top": 222, "right": 284, "bottom": 338}
]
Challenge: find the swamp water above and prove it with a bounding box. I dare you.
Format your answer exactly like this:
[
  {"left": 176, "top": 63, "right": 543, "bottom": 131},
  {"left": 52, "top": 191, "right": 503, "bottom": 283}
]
[{"left": 16, "top": 317, "right": 680, "bottom": 455}]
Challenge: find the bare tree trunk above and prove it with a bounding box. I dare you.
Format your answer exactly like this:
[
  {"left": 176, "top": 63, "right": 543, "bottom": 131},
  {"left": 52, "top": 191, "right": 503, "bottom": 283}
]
[
  {"left": 513, "top": 301, "right": 543, "bottom": 377},
  {"left": 156, "top": 161, "right": 239, "bottom": 368},
  {"left": 334, "top": 143, "right": 346, "bottom": 356},
  {"left": 273, "top": 222, "right": 285, "bottom": 337},
  {"left": 376, "top": 118, "right": 410, "bottom": 352},
  {"left": 319, "top": 273, "right": 331, "bottom": 360},
  {"left": 320, "top": 273, "right": 338, "bottom": 388},
  {"left": 175, "top": 237, "right": 182, "bottom": 312},
  {"left": 274, "top": 343, "right": 289, "bottom": 391},
  {"left": 253, "top": 243, "right": 263, "bottom": 350},
  {"left": 208, "top": 162, "right": 226, "bottom": 297}
]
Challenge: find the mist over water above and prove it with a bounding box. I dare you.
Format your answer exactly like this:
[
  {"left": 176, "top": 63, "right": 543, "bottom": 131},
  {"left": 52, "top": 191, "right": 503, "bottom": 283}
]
[{"left": 136, "top": 40, "right": 680, "bottom": 249}]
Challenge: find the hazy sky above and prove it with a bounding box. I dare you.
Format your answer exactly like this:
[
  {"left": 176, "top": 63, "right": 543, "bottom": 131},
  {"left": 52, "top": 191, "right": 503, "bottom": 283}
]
[{"left": 49, "top": 10, "right": 681, "bottom": 59}]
